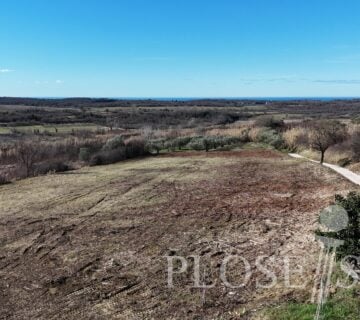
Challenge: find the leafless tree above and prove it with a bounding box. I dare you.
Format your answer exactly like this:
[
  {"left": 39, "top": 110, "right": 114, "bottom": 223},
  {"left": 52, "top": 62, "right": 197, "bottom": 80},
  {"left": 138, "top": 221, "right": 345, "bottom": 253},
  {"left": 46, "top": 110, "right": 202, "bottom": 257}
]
[
  {"left": 16, "top": 141, "right": 40, "bottom": 177},
  {"left": 106, "top": 117, "right": 120, "bottom": 131},
  {"left": 309, "top": 120, "right": 347, "bottom": 164},
  {"left": 351, "top": 130, "right": 360, "bottom": 161},
  {"left": 106, "top": 117, "right": 114, "bottom": 131},
  {"left": 141, "top": 125, "right": 153, "bottom": 140}
]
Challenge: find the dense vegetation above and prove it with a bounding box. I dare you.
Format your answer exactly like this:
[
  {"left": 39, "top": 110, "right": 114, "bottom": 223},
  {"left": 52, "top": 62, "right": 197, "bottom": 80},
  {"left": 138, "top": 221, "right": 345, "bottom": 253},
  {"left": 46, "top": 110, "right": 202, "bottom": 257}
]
[
  {"left": 2, "top": 97, "right": 360, "bottom": 129},
  {"left": 2, "top": 98, "right": 360, "bottom": 184},
  {"left": 0, "top": 104, "right": 248, "bottom": 128},
  {"left": 316, "top": 192, "right": 360, "bottom": 259}
]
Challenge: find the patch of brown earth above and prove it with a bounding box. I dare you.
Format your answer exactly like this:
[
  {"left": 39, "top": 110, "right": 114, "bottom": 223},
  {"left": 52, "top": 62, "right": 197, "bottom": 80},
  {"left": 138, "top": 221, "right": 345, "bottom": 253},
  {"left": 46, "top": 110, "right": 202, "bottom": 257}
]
[{"left": 0, "top": 152, "right": 356, "bottom": 319}]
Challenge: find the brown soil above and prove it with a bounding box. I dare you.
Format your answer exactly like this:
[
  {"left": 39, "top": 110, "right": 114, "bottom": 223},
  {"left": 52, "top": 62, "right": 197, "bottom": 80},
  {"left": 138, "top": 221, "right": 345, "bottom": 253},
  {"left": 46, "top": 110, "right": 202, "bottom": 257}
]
[{"left": 0, "top": 151, "right": 357, "bottom": 319}]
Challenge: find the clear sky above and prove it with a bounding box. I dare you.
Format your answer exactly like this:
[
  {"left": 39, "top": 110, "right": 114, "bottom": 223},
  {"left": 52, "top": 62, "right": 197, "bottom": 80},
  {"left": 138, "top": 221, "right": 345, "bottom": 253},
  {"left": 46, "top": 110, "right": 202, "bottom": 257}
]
[{"left": 1, "top": 0, "right": 360, "bottom": 98}]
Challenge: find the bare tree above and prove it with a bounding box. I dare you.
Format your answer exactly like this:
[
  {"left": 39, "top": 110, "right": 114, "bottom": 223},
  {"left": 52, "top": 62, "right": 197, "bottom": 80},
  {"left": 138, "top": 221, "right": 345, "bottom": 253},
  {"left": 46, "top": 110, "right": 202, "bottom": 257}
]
[
  {"left": 16, "top": 141, "right": 40, "bottom": 177},
  {"left": 351, "top": 130, "right": 360, "bottom": 161},
  {"left": 141, "top": 125, "right": 153, "bottom": 140},
  {"left": 106, "top": 117, "right": 114, "bottom": 131},
  {"left": 309, "top": 120, "right": 347, "bottom": 164}
]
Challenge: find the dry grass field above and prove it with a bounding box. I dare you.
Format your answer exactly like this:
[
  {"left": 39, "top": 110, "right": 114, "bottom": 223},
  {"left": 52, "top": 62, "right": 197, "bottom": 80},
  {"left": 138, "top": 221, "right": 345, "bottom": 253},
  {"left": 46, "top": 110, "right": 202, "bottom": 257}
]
[
  {"left": 0, "top": 149, "right": 358, "bottom": 319},
  {"left": 0, "top": 123, "right": 106, "bottom": 135}
]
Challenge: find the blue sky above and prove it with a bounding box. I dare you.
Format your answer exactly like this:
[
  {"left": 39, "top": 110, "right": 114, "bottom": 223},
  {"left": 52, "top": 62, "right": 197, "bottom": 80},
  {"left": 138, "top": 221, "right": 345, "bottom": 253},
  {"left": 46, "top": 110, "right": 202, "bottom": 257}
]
[{"left": 1, "top": 0, "right": 360, "bottom": 97}]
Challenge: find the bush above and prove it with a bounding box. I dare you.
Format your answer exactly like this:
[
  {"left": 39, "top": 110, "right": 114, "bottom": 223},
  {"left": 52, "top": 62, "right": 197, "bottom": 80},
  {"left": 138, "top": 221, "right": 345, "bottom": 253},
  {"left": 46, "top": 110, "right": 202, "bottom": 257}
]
[
  {"left": 215, "top": 114, "right": 238, "bottom": 125},
  {"left": 90, "top": 147, "right": 127, "bottom": 166},
  {"left": 238, "top": 127, "right": 250, "bottom": 143},
  {"left": 219, "top": 136, "right": 242, "bottom": 146},
  {"left": 256, "top": 129, "right": 284, "bottom": 149},
  {"left": 316, "top": 192, "right": 360, "bottom": 259},
  {"left": 89, "top": 153, "right": 104, "bottom": 166},
  {"left": 102, "top": 135, "right": 125, "bottom": 151},
  {"left": 203, "top": 137, "right": 215, "bottom": 151},
  {"left": 0, "top": 173, "right": 10, "bottom": 185},
  {"left": 125, "top": 137, "right": 147, "bottom": 158},
  {"left": 248, "top": 127, "right": 264, "bottom": 142},
  {"left": 146, "top": 139, "right": 164, "bottom": 154},
  {"left": 254, "top": 116, "right": 284, "bottom": 129},
  {"left": 15, "top": 140, "right": 41, "bottom": 177},
  {"left": 89, "top": 136, "right": 146, "bottom": 166},
  {"left": 184, "top": 135, "right": 242, "bottom": 152},
  {"left": 187, "top": 137, "right": 205, "bottom": 151},
  {"left": 338, "top": 158, "right": 351, "bottom": 167},
  {"left": 35, "top": 161, "right": 70, "bottom": 175},
  {"left": 79, "top": 147, "right": 91, "bottom": 161},
  {"left": 164, "top": 139, "right": 177, "bottom": 151},
  {"left": 161, "top": 136, "right": 192, "bottom": 152},
  {"left": 282, "top": 127, "right": 308, "bottom": 151},
  {"left": 209, "top": 136, "right": 225, "bottom": 149},
  {"left": 175, "top": 136, "right": 192, "bottom": 150}
]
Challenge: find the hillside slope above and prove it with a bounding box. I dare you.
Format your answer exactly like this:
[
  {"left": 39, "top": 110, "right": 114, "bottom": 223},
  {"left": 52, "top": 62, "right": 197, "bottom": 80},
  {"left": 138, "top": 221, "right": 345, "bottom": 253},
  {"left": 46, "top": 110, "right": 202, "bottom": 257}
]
[{"left": 0, "top": 150, "right": 356, "bottom": 319}]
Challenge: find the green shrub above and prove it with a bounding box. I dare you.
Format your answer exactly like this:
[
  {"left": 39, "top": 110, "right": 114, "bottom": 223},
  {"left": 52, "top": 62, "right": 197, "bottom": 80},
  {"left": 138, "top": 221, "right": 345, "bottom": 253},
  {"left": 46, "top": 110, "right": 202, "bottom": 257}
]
[
  {"left": 338, "top": 158, "right": 351, "bottom": 167},
  {"left": 162, "top": 136, "right": 192, "bottom": 151},
  {"left": 212, "top": 136, "right": 224, "bottom": 148},
  {"left": 146, "top": 139, "right": 164, "bottom": 154},
  {"left": 0, "top": 174, "right": 10, "bottom": 185},
  {"left": 90, "top": 147, "right": 126, "bottom": 166},
  {"left": 220, "top": 136, "right": 242, "bottom": 146},
  {"left": 125, "top": 137, "right": 147, "bottom": 158},
  {"left": 257, "top": 129, "right": 284, "bottom": 149},
  {"left": 164, "top": 139, "right": 177, "bottom": 151},
  {"left": 35, "top": 161, "right": 70, "bottom": 174},
  {"left": 102, "top": 135, "right": 125, "bottom": 151},
  {"left": 175, "top": 136, "right": 192, "bottom": 150},
  {"left": 90, "top": 137, "right": 147, "bottom": 166},
  {"left": 316, "top": 192, "right": 360, "bottom": 259},
  {"left": 187, "top": 137, "right": 205, "bottom": 151},
  {"left": 203, "top": 137, "right": 215, "bottom": 151},
  {"left": 184, "top": 135, "right": 242, "bottom": 152},
  {"left": 79, "top": 147, "right": 91, "bottom": 161}
]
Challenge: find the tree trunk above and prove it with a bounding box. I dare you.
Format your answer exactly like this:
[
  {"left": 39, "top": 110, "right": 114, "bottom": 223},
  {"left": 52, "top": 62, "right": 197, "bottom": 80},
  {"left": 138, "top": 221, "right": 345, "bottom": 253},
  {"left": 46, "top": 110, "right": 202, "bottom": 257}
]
[{"left": 320, "top": 150, "right": 325, "bottom": 164}]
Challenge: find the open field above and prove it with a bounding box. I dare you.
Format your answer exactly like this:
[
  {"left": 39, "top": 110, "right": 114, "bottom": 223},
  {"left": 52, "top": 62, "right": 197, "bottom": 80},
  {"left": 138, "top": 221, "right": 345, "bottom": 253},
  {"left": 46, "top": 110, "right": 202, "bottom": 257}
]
[
  {"left": 0, "top": 123, "right": 107, "bottom": 134},
  {"left": 0, "top": 149, "right": 357, "bottom": 319}
]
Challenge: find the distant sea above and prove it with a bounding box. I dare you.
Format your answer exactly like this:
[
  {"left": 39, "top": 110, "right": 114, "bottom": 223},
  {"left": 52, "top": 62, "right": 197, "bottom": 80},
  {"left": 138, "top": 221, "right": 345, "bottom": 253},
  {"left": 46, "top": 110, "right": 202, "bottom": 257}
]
[
  {"left": 36, "top": 96, "right": 360, "bottom": 101},
  {"left": 123, "top": 97, "right": 360, "bottom": 101}
]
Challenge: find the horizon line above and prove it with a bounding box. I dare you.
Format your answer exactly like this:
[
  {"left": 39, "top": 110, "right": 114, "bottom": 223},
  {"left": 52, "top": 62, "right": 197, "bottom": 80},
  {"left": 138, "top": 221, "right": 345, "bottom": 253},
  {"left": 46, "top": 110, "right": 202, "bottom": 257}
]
[{"left": 2, "top": 96, "right": 360, "bottom": 100}]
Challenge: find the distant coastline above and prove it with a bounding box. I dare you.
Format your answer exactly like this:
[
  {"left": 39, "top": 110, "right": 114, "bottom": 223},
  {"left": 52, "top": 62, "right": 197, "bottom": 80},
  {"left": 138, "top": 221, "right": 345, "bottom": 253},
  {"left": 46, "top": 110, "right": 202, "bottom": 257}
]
[{"left": 2, "top": 96, "right": 360, "bottom": 102}]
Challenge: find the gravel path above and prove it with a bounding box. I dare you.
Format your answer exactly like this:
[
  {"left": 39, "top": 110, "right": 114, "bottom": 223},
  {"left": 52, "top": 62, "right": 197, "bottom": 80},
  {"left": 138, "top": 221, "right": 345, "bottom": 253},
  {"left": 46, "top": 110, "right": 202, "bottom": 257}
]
[{"left": 289, "top": 153, "right": 360, "bottom": 186}]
